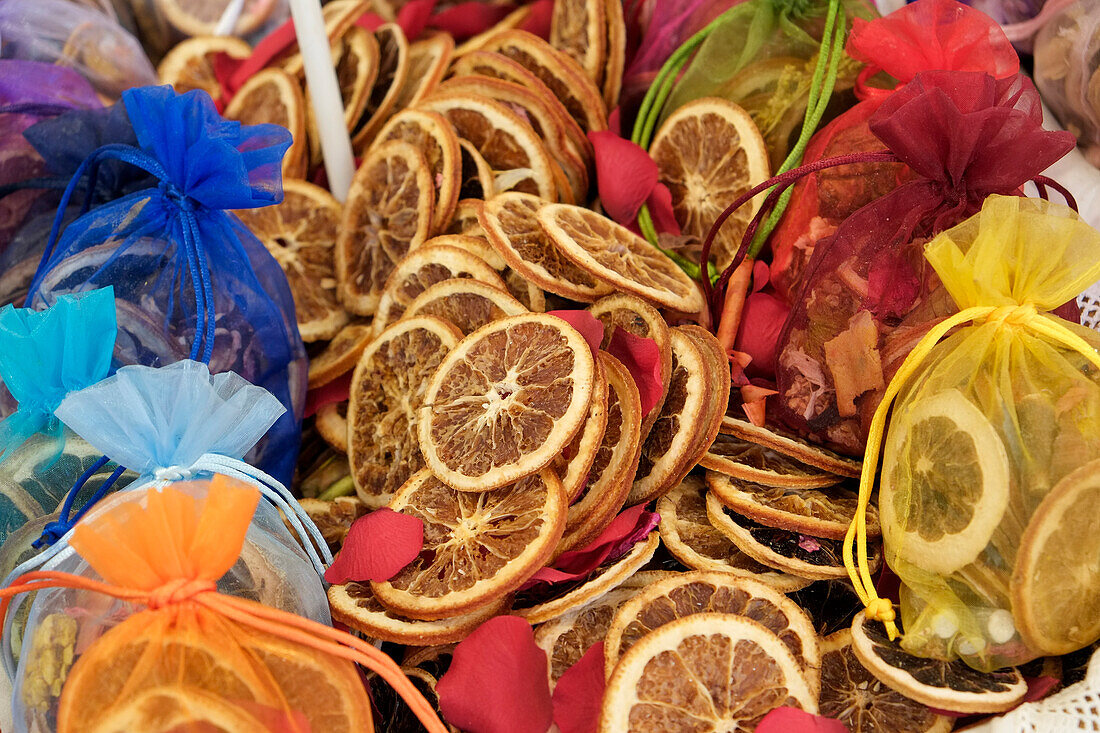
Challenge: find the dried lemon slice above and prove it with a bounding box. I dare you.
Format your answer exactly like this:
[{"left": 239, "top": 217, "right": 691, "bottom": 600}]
[
  {"left": 224, "top": 68, "right": 307, "bottom": 180},
  {"left": 650, "top": 98, "right": 770, "bottom": 270},
  {"left": 348, "top": 317, "right": 461, "bottom": 508},
  {"left": 535, "top": 586, "right": 638, "bottom": 690},
  {"left": 600, "top": 613, "right": 818, "bottom": 732},
  {"left": 371, "top": 468, "right": 566, "bottom": 619},
  {"left": 405, "top": 279, "right": 527, "bottom": 336},
  {"left": 480, "top": 193, "right": 613, "bottom": 303},
  {"left": 157, "top": 35, "right": 250, "bottom": 98},
  {"left": 604, "top": 571, "right": 820, "bottom": 683},
  {"left": 550, "top": 0, "right": 607, "bottom": 86},
  {"left": 373, "top": 109, "right": 461, "bottom": 235},
  {"left": 538, "top": 203, "right": 706, "bottom": 313},
  {"left": 1012, "top": 457, "right": 1100, "bottom": 655},
  {"left": 307, "top": 322, "right": 373, "bottom": 389},
  {"left": 881, "top": 388, "right": 1010, "bottom": 576},
  {"left": 234, "top": 179, "right": 347, "bottom": 342},
  {"left": 418, "top": 313, "right": 595, "bottom": 491},
  {"left": 336, "top": 140, "right": 434, "bottom": 316}
]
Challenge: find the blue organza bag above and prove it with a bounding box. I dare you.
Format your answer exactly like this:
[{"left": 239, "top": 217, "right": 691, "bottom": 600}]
[
  {"left": 0, "top": 288, "right": 132, "bottom": 551},
  {"left": 25, "top": 85, "right": 307, "bottom": 486}
]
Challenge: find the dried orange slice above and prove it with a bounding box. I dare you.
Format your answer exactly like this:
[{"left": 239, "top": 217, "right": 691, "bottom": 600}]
[
  {"left": 446, "top": 198, "right": 488, "bottom": 237},
  {"left": 819, "top": 630, "right": 954, "bottom": 733},
  {"left": 372, "top": 468, "right": 566, "bottom": 619},
  {"left": 627, "top": 329, "right": 711, "bottom": 505},
  {"left": 233, "top": 179, "right": 347, "bottom": 342},
  {"left": 307, "top": 322, "right": 373, "bottom": 388},
  {"left": 601, "top": 0, "right": 626, "bottom": 109},
  {"left": 550, "top": 0, "right": 607, "bottom": 86},
  {"left": 650, "top": 98, "right": 770, "bottom": 270},
  {"left": 553, "top": 355, "right": 609, "bottom": 502},
  {"left": 392, "top": 32, "right": 454, "bottom": 111},
  {"left": 538, "top": 204, "right": 706, "bottom": 313},
  {"left": 70, "top": 684, "right": 270, "bottom": 732},
  {"left": 373, "top": 108, "right": 461, "bottom": 235},
  {"left": 418, "top": 92, "right": 557, "bottom": 201},
  {"left": 513, "top": 532, "right": 659, "bottom": 624},
  {"left": 600, "top": 613, "right": 818, "bottom": 732},
  {"left": 278, "top": 0, "right": 371, "bottom": 77},
  {"left": 348, "top": 316, "right": 461, "bottom": 509},
  {"left": 680, "top": 325, "right": 732, "bottom": 467},
  {"left": 417, "top": 234, "right": 543, "bottom": 313},
  {"left": 329, "top": 581, "right": 506, "bottom": 645},
  {"left": 720, "top": 416, "right": 862, "bottom": 478},
  {"left": 706, "top": 472, "right": 878, "bottom": 540},
  {"left": 352, "top": 23, "right": 410, "bottom": 151},
  {"left": 417, "top": 313, "right": 596, "bottom": 491},
  {"left": 478, "top": 30, "right": 608, "bottom": 133},
  {"left": 298, "top": 496, "right": 366, "bottom": 552},
  {"left": 657, "top": 477, "right": 809, "bottom": 593},
  {"left": 604, "top": 571, "right": 820, "bottom": 683},
  {"left": 314, "top": 401, "right": 348, "bottom": 453},
  {"left": 558, "top": 352, "right": 642, "bottom": 555},
  {"left": 457, "top": 138, "right": 496, "bottom": 200},
  {"left": 336, "top": 140, "right": 434, "bottom": 315},
  {"left": 405, "top": 278, "right": 527, "bottom": 336},
  {"left": 156, "top": 35, "right": 251, "bottom": 98},
  {"left": 370, "top": 244, "right": 507, "bottom": 335},
  {"left": 479, "top": 193, "right": 613, "bottom": 302},
  {"left": 224, "top": 68, "right": 308, "bottom": 180},
  {"left": 535, "top": 586, "right": 639, "bottom": 690},
  {"left": 422, "top": 233, "right": 506, "bottom": 270},
  {"left": 155, "top": 0, "right": 276, "bottom": 37},
  {"left": 1012, "top": 458, "right": 1100, "bottom": 655},
  {"left": 701, "top": 433, "right": 844, "bottom": 489},
  {"left": 335, "top": 27, "right": 380, "bottom": 130}
]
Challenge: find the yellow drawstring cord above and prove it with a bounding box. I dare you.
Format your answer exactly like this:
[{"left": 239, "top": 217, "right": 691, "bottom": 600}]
[{"left": 843, "top": 301, "right": 1100, "bottom": 641}]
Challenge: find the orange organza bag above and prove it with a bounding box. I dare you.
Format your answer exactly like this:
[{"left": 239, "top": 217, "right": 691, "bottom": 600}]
[{"left": 1, "top": 475, "right": 446, "bottom": 733}]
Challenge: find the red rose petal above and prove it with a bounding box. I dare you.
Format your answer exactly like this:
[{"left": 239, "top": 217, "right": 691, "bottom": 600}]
[
  {"left": 733, "top": 291, "right": 789, "bottom": 378},
  {"left": 552, "top": 642, "right": 607, "bottom": 733},
  {"left": 755, "top": 707, "right": 848, "bottom": 733},
  {"left": 323, "top": 509, "right": 424, "bottom": 584},
  {"left": 354, "top": 12, "right": 386, "bottom": 31},
  {"left": 608, "top": 107, "right": 623, "bottom": 137},
  {"left": 606, "top": 328, "right": 663, "bottom": 417},
  {"left": 395, "top": 0, "right": 436, "bottom": 40},
  {"left": 740, "top": 383, "right": 777, "bottom": 427},
  {"left": 751, "top": 259, "right": 770, "bottom": 293},
  {"left": 431, "top": 2, "right": 513, "bottom": 40},
  {"left": 548, "top": 310, "right": 604, "bottom": 358},
  {"left": 589, "top": 130, "right": 658, "bottom": 225},
  {"left": 644, "top": 182, "right": 681, "bottom": 236},
  {"left": 304, "top": 371, "right": 353, "bottom": 418},
  {"left": 518, "top": 0, "right": 554, "bottom": 40},
  {"left": 437, "top": 616, "right": 553, "bottom": 733}
]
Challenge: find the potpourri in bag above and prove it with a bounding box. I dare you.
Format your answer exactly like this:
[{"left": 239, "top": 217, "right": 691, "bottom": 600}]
[{"left": 1034, "top": 0, "right": 1100, "bottom": 167}]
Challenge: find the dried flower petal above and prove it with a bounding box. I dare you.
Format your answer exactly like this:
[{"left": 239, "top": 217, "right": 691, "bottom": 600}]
[
  {"left": 548, "top": 310, "right": 604, "bottom": 357},
  {"left": 437, "top": 616, "right": 553, "bottom": 733},
  {"left": 304, "top": 371, "right": 352, "bottom": 418},
  {"left": 756, "top": 707, "right": 848, "bottom": 732},
  {"left": 518, "top": 0, "right": 555, "bottom": 39},
  {"left": 323, "top": 509, "right": 423, "bottom": 584},
  {"left": 734, "top": 291, "right": 789, "bottom": 378},
  {"left": 798, "top": 535, "right": 822, "bottom": 553},
  {"left": 552, "top": 642, "right": 606, "bottom": 733},
  {"left": 589, "top": 130, "right": 658, "bottom": 224},
  {"left": 645, "top": 182, "right": 681, "bottom": 235},
  {"left": 606, "top": 328, "right": 663, "bottom": 417}
]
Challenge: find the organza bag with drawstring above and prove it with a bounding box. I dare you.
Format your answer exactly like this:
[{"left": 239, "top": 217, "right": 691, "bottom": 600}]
[
  {"left": 24, "top": 85, "right": 306, "bottom": 486},
  {"left": 844, "top": 195, "right": 1100, "bottom": 672}
]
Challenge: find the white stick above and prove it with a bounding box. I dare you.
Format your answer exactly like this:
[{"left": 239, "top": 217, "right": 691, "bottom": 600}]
[
  {"left": 287, "top": 0, "right": 355, "bottom": 201},
  {"left": 214, "top": 0, "right": 245, "bottom": 36}
]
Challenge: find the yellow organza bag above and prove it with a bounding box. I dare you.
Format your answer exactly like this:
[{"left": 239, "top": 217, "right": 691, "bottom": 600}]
[{"left": 846, "top": 195, "right": 1100, "bottom": 672}]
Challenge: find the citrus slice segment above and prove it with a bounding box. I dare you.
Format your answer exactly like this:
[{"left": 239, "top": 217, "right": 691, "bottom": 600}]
[
  {"left": 600, "top": 613, "right": 818, "bottom": 732},
  {"left": 352, "top": 23, "right": 410, "bottom": 150},
  {"left": 604, "top": 571, "right": 820, "bottom": 683},
  {"left": 535, "top": 586, "right": 639, "bottom": 690},
  {"left": 373, "top": 108, "right": 461, "bottom": 234},
  {"left": 447, "top": 198, "right": 488, "bottom": 237},
  {"left": 156, "top": 35, "right": 251, "bottom": 98},
  {"left": 850, "top": 612, "right": 1028, "bottom": 714},
  {"left": 479, "top": 193, "right": 613, "bottom": 302},
  {"left": 314, "top": 401, "right": 348, "bottom": 453},
  {"left": 513, "top": 532, "right": 659, "bottom": 624},
  {"left": 457, "top": 138, "right": 496, "bottom": 200},
  {"left": 348, "top": 316, "right": 461, "bottom": 508},
  {"left": 706, "top": 491, "right": 879, "bottom": 580},
  {"left": 880, "top": 388, "right": 1010, "bottom": 576},
  {"left": 371, "top": 468, "right": 566, "bottom": 619},
  {"left": 720, "top": 416, "right": 862, "bottom": 478},
  {"left": 418, "top": 312, "right": 596, "bottom": 491},
  {"left": 1012, "top": 457, "right": 1100, "bottom": 655},
  {"left": 601, "top": 0, "right": 626, "bottom": 109},
  {"left": 701, "top": 433, "right": 844, "bottom": 489},
  {"left": 298, "top": 496, "right": 366, "bottom": 552},
  {"left": 233, "top": 179, "right": 347, "bottom": 342},
  {"left": 370, "top": 244, "right": 507, "bottom": 335},
  {"left": 392, "top": 32, "right": 454, "bottom": 111},
  {"left": 307, "top": 322, "right": 373, "bottom": 388},
  {"left": 418, "top": 92, "right": 557, "bottom": 200},
  {"left": 819, "top": 630, "right": 953, "bottom": 733},
  {"left": 155, "top": 0, "right": 275, "bottom": 36},
  {"left": 538, "top": 203, "right": 706, "bottom": 313},
  {"left": 627, "top": 329, "right": 710, "bottom": 506},
  {"left": 550, "top": 0, "right": 607, "bottom": 86},
  {"left": 650, "top": 98, "right": 770, "bottom": 270},
  {"left": 423, "top": 233, "right": 507, "bottom": 271},
  {"left": 478, "top": 30, "right": 608, "bottom": 132},
  {"left": 558, "top": 352, "right": 643, "bottom": 555},
  {"left": 405, "top": 278, "right": 528, "bottom": 336},
  {"left": 657, "top": 477, "right": 809, "bottom": 593},
  {"left": 329, "top": 581, "right": 506, "bottom": 645},
  {"left": 553, "top": 355, "right": 609, "bottom": 502},
  {"left": 223, "top": 67, "right": 308, "bottom": 180},
  {"left": 336, "top": 139, "right": 434, "bottom": 315},
  {"left": 706, "top": 472, "right": 878, "bottom": 540}
]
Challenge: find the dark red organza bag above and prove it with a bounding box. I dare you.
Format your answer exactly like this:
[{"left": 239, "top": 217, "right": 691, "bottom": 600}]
[
  {"left": 772, "top": 70, "right": 1075, "bottom": 455},
  {"left": 768, "top": 0, "right": 1021, "bottom": 302}
]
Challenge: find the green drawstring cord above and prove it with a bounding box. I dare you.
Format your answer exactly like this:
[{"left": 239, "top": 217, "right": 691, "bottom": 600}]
[{"left": 629, "top": 0, "right": 847, "bottom": 279}]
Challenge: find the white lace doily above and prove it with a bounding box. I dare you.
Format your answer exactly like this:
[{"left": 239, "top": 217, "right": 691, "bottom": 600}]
[{"left": 966, "top": 649, "right": 1100, "bottom": 732}]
